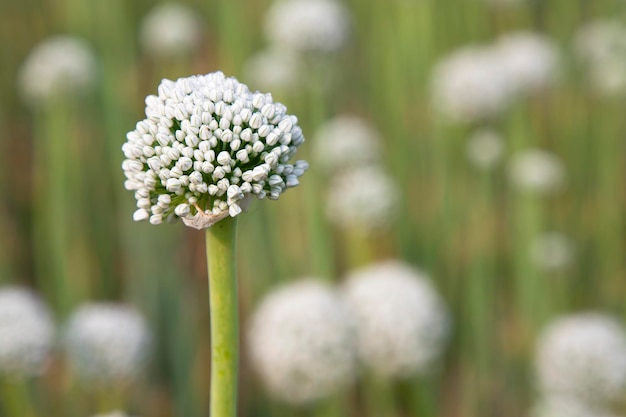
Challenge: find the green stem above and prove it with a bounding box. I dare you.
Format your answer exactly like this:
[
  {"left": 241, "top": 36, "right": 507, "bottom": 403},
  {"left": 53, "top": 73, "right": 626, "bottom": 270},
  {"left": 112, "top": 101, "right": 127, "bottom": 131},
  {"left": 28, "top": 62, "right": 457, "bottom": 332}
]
[{"left": 205, "top": 217, "right": 239, "bottom": 417}]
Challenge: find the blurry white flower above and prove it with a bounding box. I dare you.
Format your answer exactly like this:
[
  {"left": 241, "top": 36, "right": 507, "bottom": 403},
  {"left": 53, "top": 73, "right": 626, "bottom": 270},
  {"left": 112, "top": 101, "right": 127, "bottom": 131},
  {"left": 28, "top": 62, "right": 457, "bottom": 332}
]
[
  {"left": 65, "top": 303, "right": 151, "bottom": 383},
  {"left": 430, "top": 46, "right": 514, "bottom": 123},
  {"left": 535, "top": 313, "right": 626, "bottom": 406},
  {"left": 313, "top": 115, "right": 381, "bottom": 172},
  {"left": 532, "top": 396, "right": 618, "bottom": 417},
  {"left": 341, "top": 261, "right": 450, "bottom": 379},
  {"left": 0, "top": 286, "right": 54, "bottom": 377},
  {"left": 495, "top": 31, "right": 560, "bottom": 94},
  {"left": 508, "top": 149, "right": 565, "bottom": 194},
  {"left": 529, "top": 232, "right": 575, "bottom": 272},
  {"left": 465, "top": 128, "right": 505, "bottom": 170},
  {"left": 140, "top": 3, "right": 203, "bottom": 57},
  {"left": 574, "top": 20, "right": 626, "bottom": 96},
  {"left": 247, "top": 280, "right": 357, "bottom": 405},
  {"left": 326, "top": 165, "right": 398, "bottom": 232},
  {"left": 243, "top": 48, "right": 301, "bottom": 92},
  {"left": 18, "top": 35, "right": 97, "bottom": 104},
  {"left": 264, "top": 0, "right": 350, "bottom": 54},
  {"left": 122, "top": 71, "right": 308, "bottom": 229}
]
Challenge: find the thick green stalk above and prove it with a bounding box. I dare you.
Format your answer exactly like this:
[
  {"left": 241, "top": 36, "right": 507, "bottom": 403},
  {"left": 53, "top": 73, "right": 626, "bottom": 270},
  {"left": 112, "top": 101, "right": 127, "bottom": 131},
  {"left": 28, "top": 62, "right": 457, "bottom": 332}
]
[{"left": 205, "top": 217, "right": 239, "bottom": 417}]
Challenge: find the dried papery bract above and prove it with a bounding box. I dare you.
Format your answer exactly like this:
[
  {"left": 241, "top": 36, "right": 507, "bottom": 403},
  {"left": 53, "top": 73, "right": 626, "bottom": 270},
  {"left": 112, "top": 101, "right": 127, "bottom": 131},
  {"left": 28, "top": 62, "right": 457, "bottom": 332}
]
[
  {"left": 0, "top": 286, "right": 54, "bottom": 378},
  {"left": 247, "top": 280, "right": 357, "bottom": 404},
  {"left": 341, "top": 261, "right": 450, "bottom": 379},
  {"left": 535, "top": 313, "right": 626, "bottom": 406},
  {"left": 65, "top": 303, "right": 151, "bottom": 384}
]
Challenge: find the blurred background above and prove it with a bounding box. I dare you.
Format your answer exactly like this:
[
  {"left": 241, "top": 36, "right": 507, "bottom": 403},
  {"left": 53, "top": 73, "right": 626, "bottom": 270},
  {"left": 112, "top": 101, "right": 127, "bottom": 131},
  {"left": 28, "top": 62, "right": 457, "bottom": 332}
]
[{"left": 1, "top": 0, "right": 626, "bottom": 416}]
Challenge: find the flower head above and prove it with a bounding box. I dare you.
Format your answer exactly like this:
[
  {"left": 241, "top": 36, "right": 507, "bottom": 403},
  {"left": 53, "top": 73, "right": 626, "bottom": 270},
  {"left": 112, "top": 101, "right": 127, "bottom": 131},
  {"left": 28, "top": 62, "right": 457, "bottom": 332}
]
[
  {"left": 18, "top": 35, "right": 97, "bottom": 104},
  {"left": 243, "top": 48, "right": 301, "bottom": 93},
  {"left": 247, "top": 280, "right": 357, "bottom": 405},
  {"left": 532, "top": 396, "right": 618, "bottom": 417},
  {"left": 264, "top": 0, "right": 350, "bottom": 54},
  {"left": 535, "top": 313, "right": 626, "bottom": 406},
  {"left": 341, "top": 261, "right": 450, "bottom": 379},
  {"left": 0, "top": 286, "right": 54, "bottom": 377},
  {"left": 326, "top": 165, "right": 398, "bottom": 232},
  {"left": 313, "top": 115, "right": 381, "bottom": 173},
  {"left": 430, "top": 46, "right": 514, "bottom": 123},
  {"left": 508, "top": 149, "right": 565, "bottom": 194},
  {"left": 529, "top": 232, "right": 575, "bottom": 272},
  {"left": 122, "top": 71, "right": 308, "bottom": 229},
  {"left": 140, "top": 3, "right": 203, "bottom": 57},
  {"left": 65, "top": 303, "right": 151, "bottom": 383},
  {"left": 495, "top": 31, "right": 560, "bottom": 94},
  {"left": 465, "top": 128, "right": 505, "bottom": 170}
]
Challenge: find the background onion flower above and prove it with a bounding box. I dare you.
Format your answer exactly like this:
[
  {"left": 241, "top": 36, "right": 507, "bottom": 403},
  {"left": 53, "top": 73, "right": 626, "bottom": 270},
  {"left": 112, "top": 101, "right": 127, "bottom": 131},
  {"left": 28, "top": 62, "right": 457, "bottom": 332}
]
[
  {"left": 535, "top": 313, "right": 626, "bottom": 406},
  {"left": 508, "top": 149, "right": 565, "bottom": 195},
  {"left": 65, "top": 303, "right": 151, "bottom": 383},
  {"left": 341, "top": 261, "right": 450, "bottom": 379},
  {"left": 121, "top": 71, "right": 308, "bottom": 229},
  {"left": 0, "top": 286, "right": 54, "bottom": 378},
  {"left": 312, "top": 115, "right": 382, "bottom": 173},
  {"left": 263, "top": 0, "right": 350, "bottom": 54},
  {"left": 529, "top": 232, "right": 575, "bottom": 272},
  {"left": 139, "top": 3, "right": 203, "bottom": 57},
  {"left": 243, "top": 48, "right": 301, "bottom": 93},
  {"left": 465, "top": 128, "right": 505, "bottom": 170},
  {"left": 18, "top": 35, "right": 97, "bottom": 105},
  {"left": 531, "top": 396, "right": 618, "bottom": 417},
  {"left": 247, "top": 280, "right": 357, "bottom": 405}
]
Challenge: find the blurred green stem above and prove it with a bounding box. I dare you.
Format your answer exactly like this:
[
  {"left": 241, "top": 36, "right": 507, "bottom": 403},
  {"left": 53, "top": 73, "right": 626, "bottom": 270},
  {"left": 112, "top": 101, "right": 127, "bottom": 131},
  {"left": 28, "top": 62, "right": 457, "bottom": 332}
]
[
  {"left": 206, "top": 217, "right": 239, "bottom": 417},
  {"left": 0, "top": 379, "right": 36, "bottom": 417}
]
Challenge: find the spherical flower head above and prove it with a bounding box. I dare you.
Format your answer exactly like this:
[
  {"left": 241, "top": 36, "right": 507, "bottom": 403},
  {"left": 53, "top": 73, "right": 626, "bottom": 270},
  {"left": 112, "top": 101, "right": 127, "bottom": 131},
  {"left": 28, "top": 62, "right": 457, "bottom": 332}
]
[
  {"left": 18, "top": 35, "right": 97, "bottom": 105},
  {"left": 535, "top": 313, "right": 626, "bottom": 406},
  {"left": 574, "top": 20, "right": 626, "bottom": 96},
  {"left": 122, "top": 71, "right": 308, "bottom": 229},
  {"left": 326, "top": 165, "right": 398, "bottom": 232},
  {"left": 495, "top": 31, "right": 560, "bottom": 94},
  {"left": 430, "top": 46, "right": 514, "bottom": 123},
  {"left": 529, "top": 232, "right": 575, "bottom": 272},
  {"left": 0, "top": 286, "right": 54, "bottom": 378},
  {"left": 341, "top": 261, "right": 451, "bottom": 379},
  {"left": 465, "top": 128, "right": 505, "bottom": 170},
  {"left": 140, "top": 3, "right": 203, "bottom": 57},
  {"left": 243, "top": 48, "right": 301, "bottom": 93},
  {"left": 65, "top": 303, "right": 151, "bottom": 383},
  {"left": 247, "top": 279, "right": 357, "bottom": 405},
  {"left": 532, "top": 397, "right": 618, "bottom": 417},
  {"left": 313, "top": 115, "right": 382, "bottom": 173},
  {"left": 264, "top": 0, "right": 350, "bottom": 54},
  {"left": 508, "top": 149, "right": 565, "bottom": 195}
]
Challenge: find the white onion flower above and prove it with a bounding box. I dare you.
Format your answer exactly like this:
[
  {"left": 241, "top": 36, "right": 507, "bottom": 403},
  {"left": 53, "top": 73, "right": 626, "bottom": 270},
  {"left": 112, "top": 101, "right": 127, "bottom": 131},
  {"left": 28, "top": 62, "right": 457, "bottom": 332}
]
[
  {"left": 247, "top": 280, "right": 357, "bottom": 405},
  {"left": 495, "top": 31, "right": 560, "bottom": 94},
  {"left": 264, "top": 0, "right": 350, "bottom": 54},
  {"left": 529, "top": 232, "right": 575, "bottom": 272},
  {"left": 508, "top": 149, "right": 565, "bottom": 194},
  {"left": 65, "top": 303, "right": 151, "bottom": 383},
  {"left": 0, "top": 286, "right": 54, "bottom": 377},
  {"left": 535, "top": 313, "right": 626, "bottom": 406},
  {"left": 18, "top": 35, "right": 97, "bottom": 104},
  {"left": 243, "top": 48, "right": 301, "bottom": 92},
  {"left": 465, "top": 128, "right": 505, "bottom": 170},
  {"left": 341, "top": 261, "right": 450, "bottom": 379},
  {"left": 430, "top": 46, "right": 514, "bottom": 123},
  {"left": 140, "top": 3, "right": 203, "bottom": 57},
  {"left": 313, "top": 115, "right": 381, "bottom": 173},
  {"left": 326, "top": 165, "right": 398, "bottom": 232},
  {"left": 122, "top": 72, "right": 308, "bottom": 229},
  {"left": 574, "top": 20, "right": 626, "bottom": 96},
  {"left": 532, "top": 397, "right": 618, "bottom": 417}
]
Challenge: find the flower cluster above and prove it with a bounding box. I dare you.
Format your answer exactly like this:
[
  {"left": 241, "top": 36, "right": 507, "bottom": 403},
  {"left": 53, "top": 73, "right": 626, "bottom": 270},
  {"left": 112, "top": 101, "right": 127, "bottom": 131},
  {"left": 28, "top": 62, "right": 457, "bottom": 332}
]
[
  {"left": 465, "top": 128, "right": 505, "bottom": 170},
  {"left": 508, "top": 149, "right": 565, "bottom": 194},
  {"left": 243, "top": 48, "right": 301, "bottom": 92},
  {"left": 529, "top": 232, "right": 575, "bottom": 272},
  {"left": 140, "top": 3, "right": 203, "bottom": 57},
  {"left": 65, "top": 303, "right": 151, "bottom": 383},
  {"left": 430, "top": 31, "right": 559, "bottom": 123},
  {"left": 122, "top": 72, "right": 308, "bottom": 229},
  {"left": 263, "top": 0, "right": 350, "bottom": 54},
  {"left": 0, "top": 286, "right": 54, "bottom": 377},
  {"left": 532, "top": 397, "right": 618, "bottom": 417},
  {"left": 341, "top": 261, "right": 450, "bottom": 379},
  {"left": 18, "top": 35, "right": 97, "bottom": 104},
  {"left": 535, "top": 313, "right": 626, "bottom": 408},
  {"left": 247, "top": 280, "right": 357, "bottom": 405}
]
